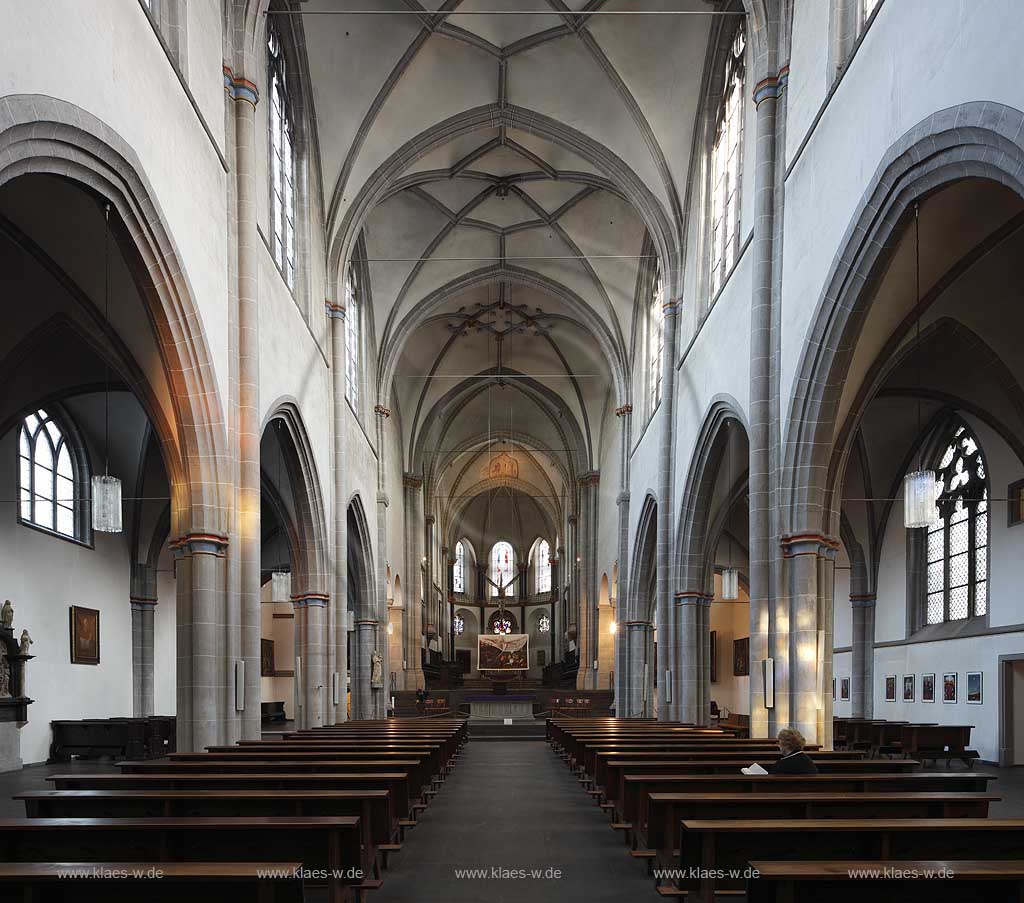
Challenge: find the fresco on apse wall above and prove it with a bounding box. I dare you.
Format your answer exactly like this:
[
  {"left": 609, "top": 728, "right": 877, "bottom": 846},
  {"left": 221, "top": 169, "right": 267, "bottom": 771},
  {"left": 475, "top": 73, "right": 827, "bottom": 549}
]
[
  {"left": 69, "top": 605, "right": 99, "bottom": 665},
  {"left": 478, "top": 634, "right": 529, "bottom": 670},
  {"left": 922, "top": 673, "right": 936, "bottom": 702}
]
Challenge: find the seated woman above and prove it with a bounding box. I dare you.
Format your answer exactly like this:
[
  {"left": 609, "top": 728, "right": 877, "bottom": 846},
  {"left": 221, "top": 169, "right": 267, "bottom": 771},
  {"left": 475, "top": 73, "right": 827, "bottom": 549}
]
[{"left": 767, "top": 728, "right": 819, "bottom": 774}]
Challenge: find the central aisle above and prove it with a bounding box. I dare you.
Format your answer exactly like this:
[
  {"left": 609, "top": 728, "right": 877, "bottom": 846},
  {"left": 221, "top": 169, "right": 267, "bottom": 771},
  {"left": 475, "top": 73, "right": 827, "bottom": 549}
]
[{"left": 374, "top": 739, "right": 655, "bottom": 903}]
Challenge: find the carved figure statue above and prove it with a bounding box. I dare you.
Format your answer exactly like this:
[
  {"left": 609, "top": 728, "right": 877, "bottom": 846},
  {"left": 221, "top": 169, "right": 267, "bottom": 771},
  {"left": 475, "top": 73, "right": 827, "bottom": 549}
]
[
  {"left": 19, "top": 630, "right": 32, "bottom": 655},
  {"left": 370, "top": 650, "right": 383, "bottom": 687},
  {"left": 0, "top": 644, "right": 10, "bottom": 698},
  {"left": 0, "top": 600, "right": 12, "bottom": 629}
]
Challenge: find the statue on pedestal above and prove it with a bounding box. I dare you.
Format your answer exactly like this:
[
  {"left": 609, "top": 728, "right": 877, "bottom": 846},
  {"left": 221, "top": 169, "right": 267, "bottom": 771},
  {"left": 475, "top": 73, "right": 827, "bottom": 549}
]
[
  {"left": 370, "top": 650, "right": 383, "bottom": 688},
  {"left": 19, "top": 630, "right": 32, "bottom": 655},
  {"left": 1, "top": 600, "right": 12, "bottom": 629}
]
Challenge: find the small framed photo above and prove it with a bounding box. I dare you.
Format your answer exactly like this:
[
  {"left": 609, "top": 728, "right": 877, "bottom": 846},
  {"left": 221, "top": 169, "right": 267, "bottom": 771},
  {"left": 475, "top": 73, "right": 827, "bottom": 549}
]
[
  {"left": 943, "top": 672, "right": 958, "bottom": 704},
  {"left": 884, "top": 674, "right": 896, "bottom": 702},
  {"left": 69, "top": 605, "right": 100, "bottom": 665},
  {"left": 922, "top": 673, "right": 936, "bottom": 702},
  {"left": 966, "top": 671, "right": 983, "bottom": 704},
  {"left": 840, "top": 677, "right": 850, "bottom": 701},
  {"left": 902, "top": 674, "right": 915, "bottom": 702}
]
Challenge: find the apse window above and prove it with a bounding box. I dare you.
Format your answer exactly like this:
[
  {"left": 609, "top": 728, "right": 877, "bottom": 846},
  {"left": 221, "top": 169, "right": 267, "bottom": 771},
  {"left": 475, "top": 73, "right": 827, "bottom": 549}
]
[
  {"left": 491, "top": 541, "right": 515, "bottom": 597},
  {"left": 19, "top": 409, "right": 85, "bottom": 542},
  {"left": 924, "top": 423, "right": 989, "bottom": 625},
  {"left": 344, "top": 262, "right": 361, "bottom": 408},
  {"left": 708, "top": 22, "right": 745, "bottom": 298},
  {"left": 268, "top": 18, "right": 296, "bottom": 289},
  {"left": 535, "top": 539, "right": 551, "bottom": 594},
  {"left": 453, "top": 540, "right": 466, "bottom": 594}
]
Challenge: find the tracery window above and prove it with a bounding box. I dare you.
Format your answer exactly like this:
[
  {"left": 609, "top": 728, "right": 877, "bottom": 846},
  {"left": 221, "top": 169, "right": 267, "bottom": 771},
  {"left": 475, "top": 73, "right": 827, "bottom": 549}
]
[
  {"left": 453, "top": 540, "right": 466, "bottom": 594},
  {"left": 492, "top": 614, "right": 514, "bottom": 635},
  {"left": 268, "top": 18, "right": 296, "bottom": 289},
  {"left": 709, "top": 23, "right": 745, "bottom": 298},
  {"left": 535, "top": 539, "right": 551, "bottom": 593},
  {"left": 344, "top": 263, "right": 361, "bottom": 408},
  {"left": 923, "top": 422, "right": 988, "bottom": 625},
  {"left": 19, "top": 409, "right": 84, "bottom": 541},
  {"left": 490, "top": 541, "right": 515, "bottom": 597},
  {"left": 453, "top": 614, "right": 465, "bottom": 636},
  {"left": 538, "top": 613, "right": 551, "bottom": 634},
  {"left": 648, "top": 265, "right": 664, "bottom": 412}
]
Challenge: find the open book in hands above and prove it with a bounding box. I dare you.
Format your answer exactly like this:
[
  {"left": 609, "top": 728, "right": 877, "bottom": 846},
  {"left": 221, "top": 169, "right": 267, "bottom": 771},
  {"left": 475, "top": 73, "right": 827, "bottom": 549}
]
[{"left": 740, "top": 762, "right": 768, "bottom": 775}]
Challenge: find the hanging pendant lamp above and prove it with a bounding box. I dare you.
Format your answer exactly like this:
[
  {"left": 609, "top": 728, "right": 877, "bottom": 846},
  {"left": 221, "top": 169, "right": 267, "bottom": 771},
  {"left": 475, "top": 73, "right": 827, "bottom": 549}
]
[{"left": 92, "top": 205, "right": 123, "bottom": 533}]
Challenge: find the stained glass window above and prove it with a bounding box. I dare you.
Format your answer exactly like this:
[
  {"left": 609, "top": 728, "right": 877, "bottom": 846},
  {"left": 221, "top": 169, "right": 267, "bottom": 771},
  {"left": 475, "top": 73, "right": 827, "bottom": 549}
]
[
  {"left": 453, "top": 614, "right": 465, "bottom": 636},
  {"left": 535, "top": 539, "right": 551, "bottom": 594},
  {"left": 492, "top": 614, "right": 513, "bottom": 635},
  {"left": 344, "top": 263, "right": 360, "bottom": 407},
  {"left": 490, "top": 541, "right": 515, "bottom": 597},
  {"left": 538, "top": 613, "right": 551, "bottom": 634},
  {"left": 924, "top": 422, "right": 988, "bottom": 625},
  {"left": 709, "top": 23, "right": 745, "bottom": 298},
  {"left": 453, "top": 541, "right": 466, "bottom": 594},
  {"left": 648, "top": 265, "right": 664, "bottom": 412},
  {"left": 268, "top": 19, "right": 296, "bottom": 289},
  {"left": 19, "top": 409, "right": 82, "bottom": 540}
]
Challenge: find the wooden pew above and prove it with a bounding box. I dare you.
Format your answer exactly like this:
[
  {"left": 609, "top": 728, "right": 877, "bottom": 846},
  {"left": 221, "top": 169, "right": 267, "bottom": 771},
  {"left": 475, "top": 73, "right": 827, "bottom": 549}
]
[
  {"left": 676, "top": 818, "right": 1024, "bottom": 902},
  {"left": 897, "top": 724, "right": 977, "bottom": 767},
  {"left": 0, "top": 817, "right": 363, "bottom": 903},
  {"left": 17, "top": 788, "right": 395, "bottom": 879},
  {"left": 48, "top": 773, "right": 412, "bottom": 826},
  {"left": 646, "top": 792, "right": 999, "bottom": 869},
  {"left": 746, "top": 860, "right": 1024, "bottom": 903},
  {"left": 618, "top": 771, "right": 995, "bottom": 842},
  {"left": 0, "top": 862, "right": 305, "bottom": 903}
]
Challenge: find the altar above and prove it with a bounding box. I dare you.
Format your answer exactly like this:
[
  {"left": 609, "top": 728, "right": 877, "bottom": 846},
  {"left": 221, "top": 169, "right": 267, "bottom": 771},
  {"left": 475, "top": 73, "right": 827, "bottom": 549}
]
[{"left": 465, "top": 694, "right": 536, "bottom": 722}]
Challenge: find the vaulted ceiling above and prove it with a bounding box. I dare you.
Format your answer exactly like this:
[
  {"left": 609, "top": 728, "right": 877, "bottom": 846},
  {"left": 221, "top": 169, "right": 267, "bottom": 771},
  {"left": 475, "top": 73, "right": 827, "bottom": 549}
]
[{"left": 296, "top": 0, "right": 731, "bottom": 520}]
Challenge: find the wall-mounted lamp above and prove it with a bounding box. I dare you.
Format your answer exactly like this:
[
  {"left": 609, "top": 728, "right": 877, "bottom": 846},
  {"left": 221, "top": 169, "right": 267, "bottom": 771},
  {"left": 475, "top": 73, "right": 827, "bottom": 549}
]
[{"left": 609, "top": 620, "right": 618, "bottom": 635}]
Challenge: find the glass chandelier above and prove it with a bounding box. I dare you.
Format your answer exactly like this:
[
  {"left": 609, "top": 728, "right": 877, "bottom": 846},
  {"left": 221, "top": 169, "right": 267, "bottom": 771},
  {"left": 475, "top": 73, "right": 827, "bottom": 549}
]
[
  {"left": 721, "top": 567, "right": 739, "bottom": 601},
  {"left": 92, "top": 205, "right": 122, "bottom": 533},
  {"left": 272, "top": 569, "right": 292, "bottom": 602}
]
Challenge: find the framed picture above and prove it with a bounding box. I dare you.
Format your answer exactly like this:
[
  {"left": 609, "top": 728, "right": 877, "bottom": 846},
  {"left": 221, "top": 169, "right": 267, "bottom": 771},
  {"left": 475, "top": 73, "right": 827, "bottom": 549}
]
[
  {"left": 966, "top": 671, "right": 983, "bottom": 704},
  {"left": 260, "top": 638, "right": 275, "bottom": 677},
  {"left": 840, "top": 677, "right": 850, "bottom": 701},
  {"left": 943, "top": 672, "right": 958, "bottom": 704},
  {"left": 1008, "top": 478, "right": 1024, "bottom": 527},
  {"left": 69, "top": 605, "right": 100, "bottom": 665},
  {"left": 884, "top": 674, "right": 896, "bottom": 701},
  {"left": 733, "top": 637, "right": 750, "bottom": 676},
  {"left": 710, "top": 630, "right": 718, "bottom": 683},
  {"left": 902, "top": 674, "right": 915, "bottom": 702},
  {"left": 922, "top": 673, "right": 936, "bottom": 702},
  {"left": 832, "top": 677, "right": 836, "bottom": 700},
  {"left": 478, "top": 633, "right": 529, "bottom": 670}
]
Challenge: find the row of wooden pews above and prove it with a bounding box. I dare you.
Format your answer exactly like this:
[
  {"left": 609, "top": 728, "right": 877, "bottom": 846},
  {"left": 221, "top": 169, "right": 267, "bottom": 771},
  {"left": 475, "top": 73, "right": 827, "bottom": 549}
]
[
  {"left": 549, "top": 717, "right": 1022, "bottom": 901},
  {"left": 2, "top": 718, "right": 468, "bottom": 902},
  {"left": 834, "top": 717, "right": 979, "bottom": 767}
]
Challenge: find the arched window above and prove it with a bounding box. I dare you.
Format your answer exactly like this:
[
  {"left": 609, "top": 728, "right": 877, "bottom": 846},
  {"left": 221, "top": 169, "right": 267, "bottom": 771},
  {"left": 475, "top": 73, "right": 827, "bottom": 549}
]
[
  {"left": 709, "top": 22, "right": 745, "bottom": 298},
  {"left": 490, "top": 541, "right": 515, "bottom": 597},
  {"left": 453, "top": 540, "right": 466, "bottom": 594},
  {"left": 535, "top": 539, "right": 551, "bottom": 593},
  {"left": 19, "top": 408, "right": 85, "bottom": 541},
  {"left": 268, "top": 17, "right": 296, "bottom": 289},
  {"left": 923, "top": 422, "right": 988, "bottom": 625},
  {"left": 489, "top": 611, "right": 515, "bottom": 635},
  {"left": 344, "top": 262, "right": 361, "bottom": 408},
  {"left": 648, "top": 264, "right": 664, "bottom": 412}
]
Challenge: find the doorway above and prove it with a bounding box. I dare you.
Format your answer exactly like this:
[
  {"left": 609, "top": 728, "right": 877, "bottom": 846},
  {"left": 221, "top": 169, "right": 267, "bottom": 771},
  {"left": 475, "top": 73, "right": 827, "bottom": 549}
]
[{"left": 998, "top": 654, "right": 1024, "bottom": 767}]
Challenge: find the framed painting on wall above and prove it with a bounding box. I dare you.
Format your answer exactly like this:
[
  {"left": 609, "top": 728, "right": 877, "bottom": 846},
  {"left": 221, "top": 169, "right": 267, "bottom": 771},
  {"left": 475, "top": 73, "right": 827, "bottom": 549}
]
[
  {"left": 710, "top": 630, "right": 718, "bottom": 683},
  {"left": 840, "top": 677, "right": 850, "bottom": 701},
  {"left": 884, "top": 674, "right": 896, "bottom": 702},
  {"left": 966, "top": 671, "right": 983, "bottom": 704},
  {"left": 478, "top": 633, "right": 529, "bottom": 670},
  {"left": 922, "top": 673, "right": 935, "bottom": 702},
  {"left": 732, "top": 637, "right": 749, "bottom": 676},
  {"left": 260, "top": 638, "right": 275, "bottom": 677},
  {"left": 902, "top": 674, "right": 915, "bottom": 702},
  {"left": 69, "top": 605, "right": 100, "bottom": 665},
  {"left": 832, "top": 677, "right": 836, "bottom": 700},
  {"left": 943, "top": 672, "right": 958, "bottom": 704}
]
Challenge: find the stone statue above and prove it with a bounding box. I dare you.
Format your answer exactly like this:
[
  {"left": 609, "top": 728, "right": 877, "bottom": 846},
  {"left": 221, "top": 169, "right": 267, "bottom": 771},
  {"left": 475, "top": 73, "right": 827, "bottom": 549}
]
[
  {"left": 0, "top": 600, "right": 12, "bottom": 629},
  {"left": 19, "top": 630, "right": 32, "bottom": 655},
  {"left": 370, "top": 650, "right": 383, "bottom": 687},
  {"left": 0, "top": 644, "right": 10, "bottom": 698}
]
